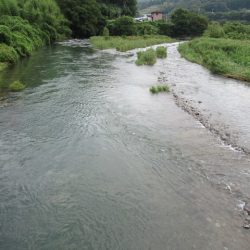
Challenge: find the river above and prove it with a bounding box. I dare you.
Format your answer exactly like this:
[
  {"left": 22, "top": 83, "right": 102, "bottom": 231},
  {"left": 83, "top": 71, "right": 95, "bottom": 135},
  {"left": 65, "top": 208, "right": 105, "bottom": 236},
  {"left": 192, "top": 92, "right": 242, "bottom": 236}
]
[{"left": 0, "top": 40, "right": 249, "bottom": 250}]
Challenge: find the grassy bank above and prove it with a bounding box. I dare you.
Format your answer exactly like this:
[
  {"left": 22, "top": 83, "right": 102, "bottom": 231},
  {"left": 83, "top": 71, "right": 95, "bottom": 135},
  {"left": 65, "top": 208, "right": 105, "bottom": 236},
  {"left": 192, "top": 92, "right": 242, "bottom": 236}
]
[
  {"left": 90, "top": 35, "right": 174, "bottom": 52},
  {"left": 179, "top": 38, "right": 250, "bottom": 82}
]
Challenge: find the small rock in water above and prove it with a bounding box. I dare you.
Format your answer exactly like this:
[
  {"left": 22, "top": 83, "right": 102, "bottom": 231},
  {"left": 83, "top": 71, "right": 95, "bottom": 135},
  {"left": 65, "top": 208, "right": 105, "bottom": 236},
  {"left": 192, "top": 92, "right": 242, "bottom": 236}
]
[
  {"left": 198, "top": 101, "right": 202, "bottom": 104},
  {"left": 244, "top": 203, "right": 250, "bottom": 215},
  {"left": 243, "top": 220, "right": 250, "bottom": 229}
]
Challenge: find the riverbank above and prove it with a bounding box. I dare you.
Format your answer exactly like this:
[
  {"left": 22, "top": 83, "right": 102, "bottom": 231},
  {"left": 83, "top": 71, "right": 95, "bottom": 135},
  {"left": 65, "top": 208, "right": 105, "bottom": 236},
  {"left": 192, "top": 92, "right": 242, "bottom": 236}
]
[
  {"left": 178, "top": 38, "right": 250, "bottom": 83},
  {"left": 90, "top": 35, "right": 174, "bottom": 52}
]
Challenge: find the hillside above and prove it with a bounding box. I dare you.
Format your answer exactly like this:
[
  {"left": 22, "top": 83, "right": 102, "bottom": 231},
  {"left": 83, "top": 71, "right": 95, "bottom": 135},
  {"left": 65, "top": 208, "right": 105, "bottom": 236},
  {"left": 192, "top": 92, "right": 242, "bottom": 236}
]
[{"left": 138, "top": 0, "right": 250, "bottom": 21}]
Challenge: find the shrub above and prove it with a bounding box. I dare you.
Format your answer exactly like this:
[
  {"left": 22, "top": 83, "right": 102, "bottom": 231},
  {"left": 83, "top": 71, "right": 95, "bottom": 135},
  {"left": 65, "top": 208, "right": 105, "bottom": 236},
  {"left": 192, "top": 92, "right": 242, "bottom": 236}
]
[
  {"left": 9, "top": 80, "right": 25, "bottom": 92},
  {"left": 156, "top": 46, "right": 167, "bottom": 58},
  {"left": 136, "top": 48, "right": 157, "bottom": 66},
  {"left": 0, "top": 43, "right": 18, "bottom": 63},
  {"left": 108, "top": 16, "right": 136, "bottom": 36},
  {"left": 102, "top": 26, "right": 109, "bottom": 36},
  {"left": 204, "top": 23, "right": 225, "bottom": 38},
  {"left": 136, "top": 22, "right": 158, "bottom": 35},
  {"left": 171, "top": 8, "right": 208, "bottom": 37},
  {"left": 156, "top": 22, "right": 174, "bottom": 36},
  {"left": 150, "top": 84, "right": 170, "bottom": 94},
  {"left": 0, "top": 25, "right": 12, "bottom": 45}
]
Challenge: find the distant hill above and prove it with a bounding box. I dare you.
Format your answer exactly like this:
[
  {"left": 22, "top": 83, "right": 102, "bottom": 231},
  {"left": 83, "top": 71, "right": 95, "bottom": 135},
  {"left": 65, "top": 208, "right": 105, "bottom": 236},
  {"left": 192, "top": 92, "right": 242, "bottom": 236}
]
[{"left": 138, "top": 0, "right": 250, "bottom": 21}]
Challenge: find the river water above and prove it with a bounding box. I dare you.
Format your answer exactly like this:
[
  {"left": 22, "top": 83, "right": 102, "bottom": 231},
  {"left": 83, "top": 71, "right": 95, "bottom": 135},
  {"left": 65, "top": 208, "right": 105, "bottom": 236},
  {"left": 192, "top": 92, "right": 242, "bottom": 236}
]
[{"left": 0, "top": 40, "right": 249, "bottom": 250}]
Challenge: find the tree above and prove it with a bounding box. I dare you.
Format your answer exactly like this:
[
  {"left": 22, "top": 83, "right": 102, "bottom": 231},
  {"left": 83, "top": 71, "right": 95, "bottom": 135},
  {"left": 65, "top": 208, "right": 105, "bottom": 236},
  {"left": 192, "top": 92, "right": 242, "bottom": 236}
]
[
  {"left": 56, "top": 0, "right": 105, "bottom": 38},
  {"left": 171, "top": 8, "right": 208, "bottom": 37},
  {"left": 108, "top": 16, "right": 136, "bottom": 36}
]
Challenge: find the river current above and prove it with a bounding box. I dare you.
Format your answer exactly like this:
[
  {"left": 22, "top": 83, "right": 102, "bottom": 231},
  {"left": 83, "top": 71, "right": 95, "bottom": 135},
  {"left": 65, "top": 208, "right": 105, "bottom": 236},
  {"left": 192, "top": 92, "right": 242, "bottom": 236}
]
[{"left": 0, "top": 40, "right": 249, "bottom": 249}]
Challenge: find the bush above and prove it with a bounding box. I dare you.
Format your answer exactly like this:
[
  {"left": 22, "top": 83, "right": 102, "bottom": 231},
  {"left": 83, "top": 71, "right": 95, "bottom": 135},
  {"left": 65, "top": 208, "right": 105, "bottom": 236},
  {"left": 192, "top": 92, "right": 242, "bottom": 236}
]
[
  {"left": 102, "top": 26, "right": 109, "bottom": 36},
  {"left": 171, "top": 8, "right": 208, "bottom": 37},
  {"left": 0, "top": 25, "right": 12, "bottom": 45},
  {"left": 9, "top": 80, "right": 25, "bottom": 91},
  {"left": 156, "top": 22, "right": 174, "bottom": 36},
  {"left": 223, "top": 22, "right": 250, "bottom": 40},
  {"left": 0, "top": 43, "right": 18, "bottom": 63},
  {"left": 108, "top": 16, "right": 136, "bottom": 36},
  {"left": 156, "top": 46, "right": 167, "bottom": 58},
  {"left": 150, "top": 84, "right": 170, "bottom": 94},
  {"left": 204, "top": 22, "right": 225, "bottom": 38},
  {"left": 136, "top": 22, "right": 159, "bottom": 35},
  {"left": 136, "top": 48, "right": 157, "bottom": 66}
]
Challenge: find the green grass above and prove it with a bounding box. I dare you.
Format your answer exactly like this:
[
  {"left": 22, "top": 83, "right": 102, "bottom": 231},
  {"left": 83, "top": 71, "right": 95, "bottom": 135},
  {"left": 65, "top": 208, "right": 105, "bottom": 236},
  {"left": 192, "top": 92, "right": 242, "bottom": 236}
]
[
  {"left": 136, "top": 48, "right": 157, "bottom": 66},
  {"left": 9, "top": 80, "right": 25, "bottom": 92},
  {"left": 156, "top": 46, "right": 167, "bottom": 58},
  {"left": 90, "top": 35, "right": 174, "bottom": 52},
  {"left": 150, "top": 84, "right": 170, "bottom": 94},
  {"left": 179, "top": 38, "right": 250, "bottom": 82}
]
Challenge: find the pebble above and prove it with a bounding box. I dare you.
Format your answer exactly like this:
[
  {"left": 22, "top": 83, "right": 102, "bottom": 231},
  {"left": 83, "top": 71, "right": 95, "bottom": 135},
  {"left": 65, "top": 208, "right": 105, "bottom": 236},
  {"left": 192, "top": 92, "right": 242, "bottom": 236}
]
[
  {"left": 243, "top": 221, "right": 250, "bottom": 229},
  {"left": 244, "top": 203, "right": 250, "bottom": 215}
]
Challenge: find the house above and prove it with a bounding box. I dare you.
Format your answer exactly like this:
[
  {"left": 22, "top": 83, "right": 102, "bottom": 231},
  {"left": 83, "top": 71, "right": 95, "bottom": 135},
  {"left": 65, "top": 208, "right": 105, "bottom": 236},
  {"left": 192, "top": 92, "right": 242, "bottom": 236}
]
[
  {"left": 135, "top": 14, "right": 152, "bottom": 22},
  {"left": 151, "top": 11, "right": 164, "bottom": 21}
]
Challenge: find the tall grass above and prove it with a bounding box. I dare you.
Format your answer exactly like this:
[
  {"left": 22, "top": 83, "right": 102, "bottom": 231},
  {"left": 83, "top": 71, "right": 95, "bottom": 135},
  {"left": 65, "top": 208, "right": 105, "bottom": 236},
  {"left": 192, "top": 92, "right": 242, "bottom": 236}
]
[
  {"left": 179, "top": 38, "right": 250, "bottom": 82},
  {"left": 90, "top": 35, "right": 174, "bottom": 52},
  {"left": 136, "top": 48, "right": 157, "bottom": 66},
  {"left": 156, "top": 46, "right": 167, "bottom": 58}
]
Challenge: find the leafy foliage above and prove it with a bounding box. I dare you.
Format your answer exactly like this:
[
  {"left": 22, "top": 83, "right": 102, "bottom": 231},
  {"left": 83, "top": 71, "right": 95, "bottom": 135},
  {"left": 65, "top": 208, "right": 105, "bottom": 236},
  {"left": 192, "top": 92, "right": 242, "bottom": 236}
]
[
  {"left": 57, "top": 0, "right": 137, "bottom": 38},
  {"left": 108, "top": 16, "right": 136, "bottom": 36},
  {"left": 0, "top": 0, "right": 70, "bottom": 66},
  {"left": 0, "top": 43, "right": 18, "bottom": 63},
  {"left": 171, "top": 9, "right": 208, "bottom": 37}
]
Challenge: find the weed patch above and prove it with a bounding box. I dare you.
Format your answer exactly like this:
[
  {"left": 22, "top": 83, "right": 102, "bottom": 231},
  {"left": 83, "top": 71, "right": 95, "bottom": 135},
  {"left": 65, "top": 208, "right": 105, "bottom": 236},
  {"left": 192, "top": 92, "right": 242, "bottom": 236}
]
[
  {"left": 179, "top": 38, "right": 250, "bottom": 82},
  {"left": 9, "top": 80, "right": 25, "bottom": 92},
  {"left": 150, "top": 84, "right": 170, "bottom": 94},
  {"left": 136, "top": 48, "right": 157, "bottom": 66},
  {"left": 156, "top": 46, "right": 167, "bottom": 58}
]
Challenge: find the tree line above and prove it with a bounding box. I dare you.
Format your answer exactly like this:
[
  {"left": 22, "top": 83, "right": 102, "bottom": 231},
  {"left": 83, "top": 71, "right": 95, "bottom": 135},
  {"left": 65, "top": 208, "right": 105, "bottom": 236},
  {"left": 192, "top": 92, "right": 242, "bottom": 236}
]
[{"left": 139, "top": 0, "right": 250, "bottom": 14}]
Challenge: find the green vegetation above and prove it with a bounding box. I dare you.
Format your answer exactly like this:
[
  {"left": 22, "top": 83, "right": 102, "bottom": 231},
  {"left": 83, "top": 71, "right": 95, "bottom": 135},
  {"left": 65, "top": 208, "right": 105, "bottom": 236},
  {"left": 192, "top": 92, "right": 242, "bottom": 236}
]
[
  {"left": 170, "top": 9, "right": 208, "bottom": 38},
  {"left": 105, "top": 10, "right": 208, "bottom": 38},
  {"left": 205, "top": 22, "right": 250, "bottom": 40},
  {"left": 0, "top": 0, "right": 70, "bottom": 65},
  {"left": 150, "top": 84, "right": 170, "bottom": 94},
  {"left": 179, "top": 38, "right": 250, "bottom": 82},
  {"left": 57, "top": 0, "right": 137, "bottom": 37},
  {"left": 179, "top": 21, "right": 250, "bottom": 82},
  {"left": 0, "top": 62, "right": 7, "bottom": 72},
  {"left": 138, "top": 0, "right": 250, "bottom": 22},
  {"left": 156, "top": 46, "right": 167, "bottom": 58},
  {"left": 90, "top": 35, "right": 173, "bottom": 52},
  {"left": 107, "top": 16, "right": 136, "bottom": 36},
  {"left": 9, "top": 81, "right": 26, "bottom": 92},
  {"left": 136, "top": 48, "right": 157, "bottom": 66}
]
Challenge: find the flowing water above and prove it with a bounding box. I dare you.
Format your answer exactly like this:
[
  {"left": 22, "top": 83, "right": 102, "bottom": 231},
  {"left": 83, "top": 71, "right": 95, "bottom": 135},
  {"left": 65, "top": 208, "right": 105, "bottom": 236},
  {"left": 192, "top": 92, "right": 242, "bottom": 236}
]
[{"left": 0, "top": 40, "right": 250, "bottom": 250}]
